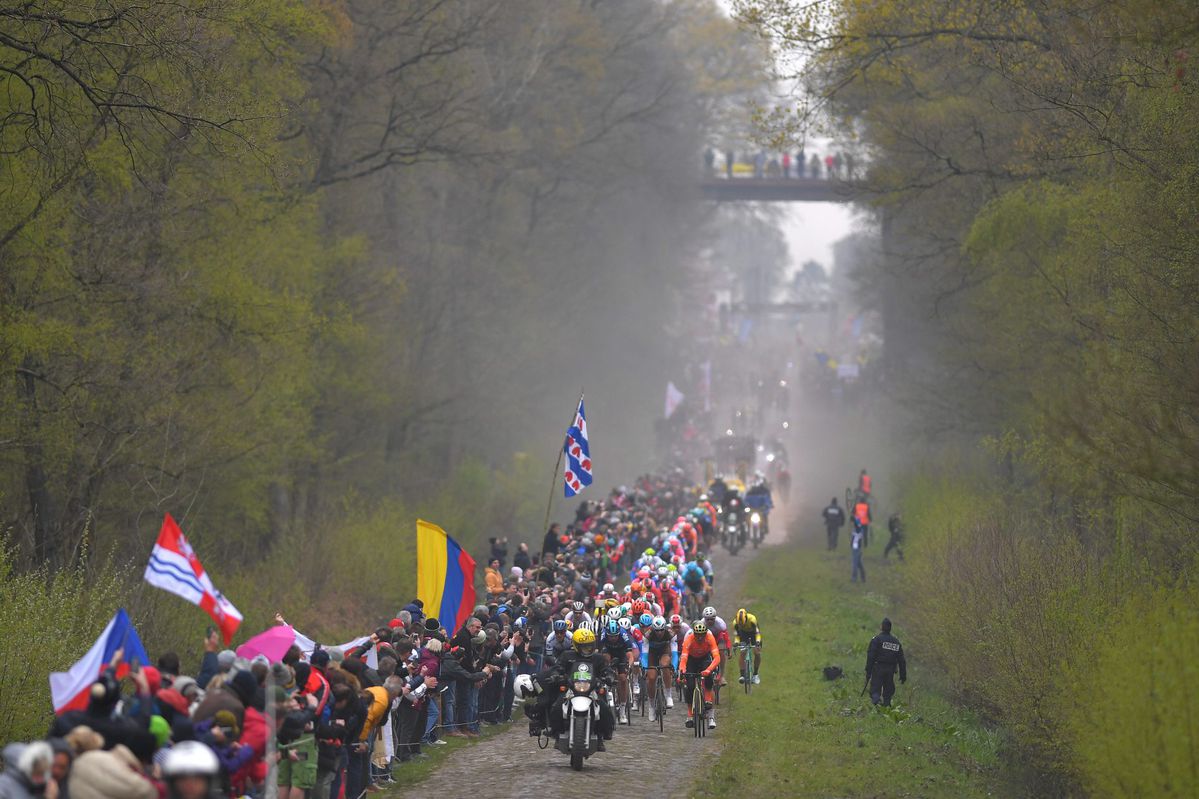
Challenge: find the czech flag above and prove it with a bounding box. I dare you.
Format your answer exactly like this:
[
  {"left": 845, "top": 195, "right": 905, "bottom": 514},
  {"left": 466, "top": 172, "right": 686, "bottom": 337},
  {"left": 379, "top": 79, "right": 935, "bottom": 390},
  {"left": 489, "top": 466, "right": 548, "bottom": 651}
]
[
  {"left": 49, "top": 609, "right": 148, "bottom": 714},
  {"left": 415, "top": 520, "right": 476, "bottom": 634}
]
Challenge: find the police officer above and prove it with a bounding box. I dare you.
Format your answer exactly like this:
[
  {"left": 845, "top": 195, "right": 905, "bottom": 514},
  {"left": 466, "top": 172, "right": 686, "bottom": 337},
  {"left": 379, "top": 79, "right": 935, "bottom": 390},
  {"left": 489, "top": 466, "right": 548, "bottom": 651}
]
[
  {"left": 822, "top": 497, "right": 846, "bottom": 550},
  {"left": 865, "top": 617, "right": 906, "bottom": 706}
]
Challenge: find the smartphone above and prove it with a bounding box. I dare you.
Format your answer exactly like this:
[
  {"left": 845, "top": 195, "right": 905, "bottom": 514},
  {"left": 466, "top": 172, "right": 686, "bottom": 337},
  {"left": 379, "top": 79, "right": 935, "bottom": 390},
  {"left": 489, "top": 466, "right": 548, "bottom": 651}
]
[{"left": 129, "top": 656, "right": 141, "bottom": 675}]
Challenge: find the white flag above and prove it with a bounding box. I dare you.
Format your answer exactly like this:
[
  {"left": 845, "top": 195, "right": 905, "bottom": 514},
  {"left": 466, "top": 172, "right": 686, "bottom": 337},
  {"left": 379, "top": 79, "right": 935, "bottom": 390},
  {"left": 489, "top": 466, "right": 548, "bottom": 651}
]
[{"left": 665, "top": 382, "right": 685, "bottom": 418}]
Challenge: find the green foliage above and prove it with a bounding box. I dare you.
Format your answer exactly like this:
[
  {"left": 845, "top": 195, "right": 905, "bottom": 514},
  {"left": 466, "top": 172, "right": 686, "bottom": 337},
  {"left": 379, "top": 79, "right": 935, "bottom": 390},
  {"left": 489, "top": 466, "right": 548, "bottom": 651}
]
[
  {"left": 0, "top": 536, "right": 129, "bottom": 742},
  {"left": 1063, "top": 583, "right": 1199, "bottom": 798}
]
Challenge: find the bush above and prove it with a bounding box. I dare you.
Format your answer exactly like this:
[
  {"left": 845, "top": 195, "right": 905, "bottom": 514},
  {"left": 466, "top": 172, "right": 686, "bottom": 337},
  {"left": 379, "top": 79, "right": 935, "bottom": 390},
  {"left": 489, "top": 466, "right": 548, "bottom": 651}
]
[
  {"left": 1062, "top": 583, "right": 1199, "bottom": 798},
  {"left": 0, "top": 538, "right": 129, "bottom": 742}
]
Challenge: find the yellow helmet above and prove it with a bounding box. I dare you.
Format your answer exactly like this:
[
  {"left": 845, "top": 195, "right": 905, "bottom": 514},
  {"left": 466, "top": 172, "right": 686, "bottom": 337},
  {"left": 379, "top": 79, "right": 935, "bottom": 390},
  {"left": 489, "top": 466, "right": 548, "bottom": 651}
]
[
  {"left": 605, "top": 598, "right": 619, "bottom": 609},
  {"left": 572, "top": 627, "right": 596, "bottom": 656},
  {"left": 692, "top": 621, "right": 708, "bottom": 637},
  {"left": 736, "top": 608, "right": 749, "bottom": 627}
]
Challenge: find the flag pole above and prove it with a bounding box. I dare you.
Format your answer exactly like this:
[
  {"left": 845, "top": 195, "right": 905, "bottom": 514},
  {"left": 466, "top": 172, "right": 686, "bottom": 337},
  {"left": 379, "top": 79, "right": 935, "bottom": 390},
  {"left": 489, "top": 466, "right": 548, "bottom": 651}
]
[{"left": 541, "top": 389, "right": 584, "bottom": 551}]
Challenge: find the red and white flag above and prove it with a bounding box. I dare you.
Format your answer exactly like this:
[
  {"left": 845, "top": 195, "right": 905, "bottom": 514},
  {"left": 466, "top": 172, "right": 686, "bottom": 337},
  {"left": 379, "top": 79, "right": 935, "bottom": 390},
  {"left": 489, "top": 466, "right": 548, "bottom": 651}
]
[{"left": 143, "top": 514, "right": 242, "bottom": 644}]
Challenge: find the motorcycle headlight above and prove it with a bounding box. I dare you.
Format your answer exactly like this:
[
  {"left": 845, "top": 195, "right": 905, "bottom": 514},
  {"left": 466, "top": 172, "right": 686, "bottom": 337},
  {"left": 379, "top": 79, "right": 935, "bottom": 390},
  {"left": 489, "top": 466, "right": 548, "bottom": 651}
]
[
  {"left": 751, "top": 512, "right": 761, "bottom": 524},
  {"left": 766, "top": 453, "right": 775, "bottom": 463},
  {"left": 573, "top": 680, "right": 592, "bottom": 694}
]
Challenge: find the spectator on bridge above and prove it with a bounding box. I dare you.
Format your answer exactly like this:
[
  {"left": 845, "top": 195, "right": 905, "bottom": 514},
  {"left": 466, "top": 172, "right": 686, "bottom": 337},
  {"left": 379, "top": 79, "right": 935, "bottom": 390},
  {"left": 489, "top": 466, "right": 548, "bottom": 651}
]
[
  {"left": 782, "top": 152, "right": 791, "bottom": 178},
  {"left": 725, "top": 149, "right": 734, "bottom": 178},
  {"left": 797, "top": 148, "right": 806, "bottom": 177},
  {"left": 704, "top": 147, "right": 715, "bottom": 175},
  {"left": 824, "top": 153, "right": 835, "bottom": 178},
  {"left": 833, "top": 152, "right": 843, "bottom": 177},
  {"left": 754, "top": 151, "right": 766, "bottom": 178},
  {"left": 845, "top": 152, "right": 855, "bottom": 179},
  {"left": 809, "top": 153, "right": 822, "bottom": 178}
]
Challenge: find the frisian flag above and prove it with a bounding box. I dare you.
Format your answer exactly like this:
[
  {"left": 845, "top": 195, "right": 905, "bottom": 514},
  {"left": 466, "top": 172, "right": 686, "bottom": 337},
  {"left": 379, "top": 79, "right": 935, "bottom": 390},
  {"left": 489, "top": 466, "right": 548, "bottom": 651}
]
[
  {"left": 49, "top": 609, "right": 148, "bottom": 714},
  {"left": 563, "top": 395, "right": 593, "bottom": 497},
  {"left": 143, "top": 513, "right": 243, "bottom": 644}
]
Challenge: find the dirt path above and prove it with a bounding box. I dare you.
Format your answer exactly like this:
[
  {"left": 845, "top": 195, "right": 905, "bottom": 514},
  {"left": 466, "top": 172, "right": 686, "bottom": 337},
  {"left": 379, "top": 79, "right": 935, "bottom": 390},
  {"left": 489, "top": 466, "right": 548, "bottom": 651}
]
[{"left": 390, "top": 511, "right": 789, "bottom": 798}]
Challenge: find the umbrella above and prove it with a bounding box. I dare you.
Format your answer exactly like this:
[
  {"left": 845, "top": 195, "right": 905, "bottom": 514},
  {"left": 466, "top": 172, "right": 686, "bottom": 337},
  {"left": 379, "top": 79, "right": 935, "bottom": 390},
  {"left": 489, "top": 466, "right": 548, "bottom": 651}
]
[{"left": 236, "top": 625, "right": 296, "bottom": 663}]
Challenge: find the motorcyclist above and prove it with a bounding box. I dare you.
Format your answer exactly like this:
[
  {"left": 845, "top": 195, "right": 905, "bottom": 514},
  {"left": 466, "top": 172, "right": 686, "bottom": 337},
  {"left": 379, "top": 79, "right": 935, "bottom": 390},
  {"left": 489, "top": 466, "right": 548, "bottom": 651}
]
[
  {"left": 547, "top": 628, "right": 616, "bottom": 744},
  {"left": 744, "top": 474, "right": 773, "bottom": 539}
]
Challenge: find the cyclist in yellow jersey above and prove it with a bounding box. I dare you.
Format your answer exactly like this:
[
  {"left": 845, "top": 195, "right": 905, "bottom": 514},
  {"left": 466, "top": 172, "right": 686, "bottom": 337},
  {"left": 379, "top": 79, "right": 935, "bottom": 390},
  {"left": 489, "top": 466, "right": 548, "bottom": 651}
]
[{"left": 733, "top": 608, "right": 763, "bottom": 685}]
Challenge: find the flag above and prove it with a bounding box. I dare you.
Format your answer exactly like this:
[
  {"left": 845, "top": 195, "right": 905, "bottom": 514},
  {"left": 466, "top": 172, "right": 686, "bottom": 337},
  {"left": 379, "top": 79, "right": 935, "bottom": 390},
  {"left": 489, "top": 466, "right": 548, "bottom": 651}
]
[
  {"left": 49, "top": 609, "right": 148, "bottom": 714},
  {"left": 143, "top": 513, "right": 243, "bottom": 644},
  {"left": 416, "top": 520, "right": 477, "bottom": 634},
  {"left": 664, "top": 382, "right": 685, "bottom": 419},
  {"left": 563, "top": 396, "right": 593, "bottom": 497}
]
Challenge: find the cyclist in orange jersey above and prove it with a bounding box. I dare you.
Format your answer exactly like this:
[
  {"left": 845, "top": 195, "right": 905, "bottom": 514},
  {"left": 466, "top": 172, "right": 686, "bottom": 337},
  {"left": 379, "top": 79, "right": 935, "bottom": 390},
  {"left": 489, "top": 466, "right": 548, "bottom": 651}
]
[{"left": 677, "top": 621, "right": 721, "bottom": 730}]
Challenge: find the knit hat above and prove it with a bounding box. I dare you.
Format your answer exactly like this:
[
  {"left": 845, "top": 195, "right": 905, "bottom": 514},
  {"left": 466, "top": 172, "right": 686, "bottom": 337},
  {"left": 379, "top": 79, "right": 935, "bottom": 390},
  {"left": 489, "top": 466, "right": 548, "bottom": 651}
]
[
  {"left": 270, "top": 662, "right": 296, "bottom": 691},
  {"left": 310, "top": 649, "right": 330, "bottom": 668},
  {"left": 212, "top": 710, "right": 240, "bottom": 740},
  {"left": 148, "top": 715, "right": 171, "bottom": 748},
  {"left": 388, "top": 618, "right": 405, "bottom": 629},
  {"left": 229, "top": 670, "right": 258, "bottom": 706},
  {"left": 328, "top": 647, "right": 345, "bottom": 665}
]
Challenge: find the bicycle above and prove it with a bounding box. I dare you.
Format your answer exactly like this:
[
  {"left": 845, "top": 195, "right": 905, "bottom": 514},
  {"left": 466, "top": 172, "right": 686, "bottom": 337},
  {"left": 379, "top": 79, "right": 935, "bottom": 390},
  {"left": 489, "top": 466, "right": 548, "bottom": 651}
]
[
  {"left": 629, "top": 663, "right": 644, "bottom": 717},
  {"left": 684, "top": 672, "right": 708, "bottom": 738},
  {"left": 654, "top": 669, "right": 667, "bottom": 732},
  {"left": 735, "top": 641, "right": 755, "bottom": 695}
]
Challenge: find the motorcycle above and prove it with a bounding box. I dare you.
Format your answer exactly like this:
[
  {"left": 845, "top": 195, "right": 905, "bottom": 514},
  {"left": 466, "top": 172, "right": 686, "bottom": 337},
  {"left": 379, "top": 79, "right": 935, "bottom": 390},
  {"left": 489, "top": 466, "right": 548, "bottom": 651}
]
[
  {"left": 723, "top": 498, "right": 744, "bottom": 555},
  {"left": 555, "top": 661, "right": 605, "bottom": 771},
  {"left": 749, "top": 511, "right": 762, "bottom": 548}
]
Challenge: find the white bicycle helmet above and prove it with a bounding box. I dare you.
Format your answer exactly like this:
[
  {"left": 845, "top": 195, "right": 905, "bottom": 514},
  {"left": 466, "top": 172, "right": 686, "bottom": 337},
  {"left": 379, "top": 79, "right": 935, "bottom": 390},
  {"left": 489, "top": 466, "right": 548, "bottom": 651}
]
[
  {"left": 703, "top": 606, "right": 717, "bottom": 620},
  {"left": 163, "top": 741, "right": 219, "bottom": 778},
  {"left": 651, "top": 616, "right": 667, "bottom": 630}
]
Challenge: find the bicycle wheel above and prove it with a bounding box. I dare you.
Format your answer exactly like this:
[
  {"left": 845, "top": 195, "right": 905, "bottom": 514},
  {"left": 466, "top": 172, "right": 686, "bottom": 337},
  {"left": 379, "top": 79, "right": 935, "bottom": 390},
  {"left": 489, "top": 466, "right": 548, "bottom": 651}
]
[
  {"left": 692, "top": 677, "right": 703, "bottom": 739},
  {"left": 655, "top": 675, "right": 666, "bottom": 732},
  {"left": 743, "top": 647, "right": 752, "bottom": 695}
]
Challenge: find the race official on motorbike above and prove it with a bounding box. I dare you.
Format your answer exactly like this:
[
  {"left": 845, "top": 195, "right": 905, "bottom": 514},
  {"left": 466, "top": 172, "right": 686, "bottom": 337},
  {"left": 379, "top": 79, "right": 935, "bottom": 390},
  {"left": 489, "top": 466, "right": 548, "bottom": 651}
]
[
  {"left": 865, "top": 617, "right": 907, "bottom": 706},
  {"left": 522, "top": 629, "right": 615, "bottom": 741}
]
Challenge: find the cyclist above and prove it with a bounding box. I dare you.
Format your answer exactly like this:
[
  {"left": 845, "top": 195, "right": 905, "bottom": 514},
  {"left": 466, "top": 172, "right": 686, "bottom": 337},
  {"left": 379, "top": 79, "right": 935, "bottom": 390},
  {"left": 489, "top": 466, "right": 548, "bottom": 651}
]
[
  {"left": 668, "top": 614, "right": 691, "bottom": 648},
  {"left": 702, "top": 606, "right": 732, "bottom": 686},
  {"left": 680, "top": 559, "right": 709, "bottom": 610},
  {"left": 563, "top": 600, "right": 592, "bottom": 629},
  {"left": 733, "top": 608, "right": 763, "bottom": 684},
  {"left": 601, "top": 618, "right": 635, "bottom": 723},
  {"left": 545, "top": 619, "right": 572, "bottom": 664},
  {"left": 641, "top": 616, "right": 678, "bottom": 721},
  {"left": 678, "top": 620, "right": 721, "bottom": 730}
]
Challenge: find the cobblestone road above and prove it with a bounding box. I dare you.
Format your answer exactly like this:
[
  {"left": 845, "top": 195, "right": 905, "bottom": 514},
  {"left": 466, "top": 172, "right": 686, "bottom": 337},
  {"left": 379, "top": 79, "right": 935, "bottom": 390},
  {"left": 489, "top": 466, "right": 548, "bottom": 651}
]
[{"left": 391, "top": 514, "right": 787, "bottom": 799}]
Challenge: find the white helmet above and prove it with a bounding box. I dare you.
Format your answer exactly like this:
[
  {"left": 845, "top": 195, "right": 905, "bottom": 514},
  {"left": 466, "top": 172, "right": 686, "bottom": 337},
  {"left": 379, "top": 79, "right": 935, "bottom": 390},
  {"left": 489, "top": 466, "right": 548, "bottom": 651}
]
[
  {"left": 703, "top": 606, "right": 717, "bottom": 620},
  {"left": 602, "top": 583, "right": 615, "bottom": 594},
  {"left": 651, "top": 616, "right": 667, "bottom": 630},
  {"left": 606, "top": 607, "right": 622, "bottom": 621},
  {"left": 514, "top": 673, "right": 539, "bottom": 699},
  {"left": 163, "top": 741, "right": 219, "bottom": 778},
  {"left": 617, "top": 617, "right": 632, "bottom": 630}
]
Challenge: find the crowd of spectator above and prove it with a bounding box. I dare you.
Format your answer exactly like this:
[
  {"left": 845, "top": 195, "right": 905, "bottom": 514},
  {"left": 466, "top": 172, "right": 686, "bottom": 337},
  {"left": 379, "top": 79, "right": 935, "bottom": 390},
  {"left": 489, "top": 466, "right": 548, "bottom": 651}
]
[{"left": 2, "top": 474, "right": 698, "bottom": 799}]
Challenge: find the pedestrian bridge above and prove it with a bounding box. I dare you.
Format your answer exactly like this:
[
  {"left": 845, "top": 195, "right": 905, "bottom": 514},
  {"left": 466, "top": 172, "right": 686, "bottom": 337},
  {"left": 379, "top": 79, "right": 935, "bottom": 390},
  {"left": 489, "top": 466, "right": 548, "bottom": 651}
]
[{"left": 700, "top": 177, "right": 857, "bottom": 203}]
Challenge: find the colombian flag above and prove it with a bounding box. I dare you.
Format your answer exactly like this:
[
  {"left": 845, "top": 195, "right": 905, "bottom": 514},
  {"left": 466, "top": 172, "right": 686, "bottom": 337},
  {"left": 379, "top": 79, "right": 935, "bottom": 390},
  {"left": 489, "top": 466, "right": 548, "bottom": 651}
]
[{"left": 416, "top": 520, "right": 477, "bottom": 634}]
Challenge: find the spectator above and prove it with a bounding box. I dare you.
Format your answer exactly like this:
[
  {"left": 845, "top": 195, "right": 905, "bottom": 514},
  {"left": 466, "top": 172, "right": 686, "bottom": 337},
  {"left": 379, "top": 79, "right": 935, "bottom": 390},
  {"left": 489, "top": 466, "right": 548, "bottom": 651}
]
[
  {"left": 484, "top": 559, "right": 504, "bottom": 597},
  {"left": 782, "top": 152, "right": 791, "bottom": 178},
  {"left": 809, "top": 153, "right": 821, "bottom": 178},
  {"left": 513, "top": 542, "right": 532, "bottom": 572},
  {"left": 541, "top": 523, "right": 561, "bottom": 558}
]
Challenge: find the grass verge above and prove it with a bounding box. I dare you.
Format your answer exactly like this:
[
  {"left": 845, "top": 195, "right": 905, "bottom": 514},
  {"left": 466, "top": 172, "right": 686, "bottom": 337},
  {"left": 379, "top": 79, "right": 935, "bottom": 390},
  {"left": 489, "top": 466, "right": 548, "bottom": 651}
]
[{"left": 708, "top": 530, "right": 1012, "bottom": 799}]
